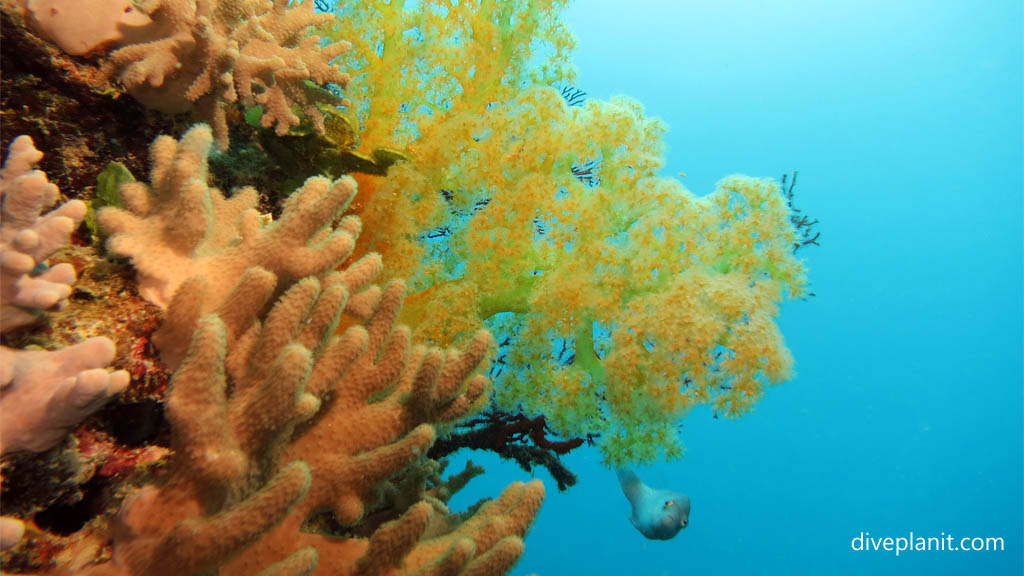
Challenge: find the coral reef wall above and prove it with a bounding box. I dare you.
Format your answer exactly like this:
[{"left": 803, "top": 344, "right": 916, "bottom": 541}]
[
  {"left": 0, "top": 0, "right": 814, "bottom": 572},
  {"left": 0, "top": 2, "right": 549, "bottom": 571}
]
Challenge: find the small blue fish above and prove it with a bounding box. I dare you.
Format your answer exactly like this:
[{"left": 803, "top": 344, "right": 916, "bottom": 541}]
[{"left": 617, "top": 469, "right": 690, "bottom": 540}]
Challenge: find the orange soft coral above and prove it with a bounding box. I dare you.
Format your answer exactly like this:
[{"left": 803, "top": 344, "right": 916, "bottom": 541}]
[
  {"left": 337, "top": 85, "right": 809, "bottom": 467},
  {"left": 325, "top": 0, "right": 574, "bottom": 153},
  {"left": 321, "top": 2, "right": 809, "bottom": 467}
]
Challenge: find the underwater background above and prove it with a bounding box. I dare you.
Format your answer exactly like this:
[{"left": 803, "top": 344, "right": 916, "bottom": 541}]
[
  {"left": 446, "top": 1, "right": 1024, "bottom": 575},
  {"left": 0, "top": 0, "right": 1020, "bottom": 574}
]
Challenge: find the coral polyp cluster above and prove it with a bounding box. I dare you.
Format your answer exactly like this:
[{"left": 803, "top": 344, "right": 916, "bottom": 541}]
[{"left": 100, "top": 0, "right": 350, "bottom": 148}]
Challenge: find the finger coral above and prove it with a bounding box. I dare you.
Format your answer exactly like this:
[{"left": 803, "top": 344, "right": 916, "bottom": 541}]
[
  {"left": 97, "top": 124, "right": 362, "bottom": 365},
  {"left": 76, "top": 264, "right": 540, "bottom": 575},
  {"left": 64, "top": 125, "right": 543, "bottom": 575},
  {"left": 0, "top": 337, "right": 129, "bottom": 455},
  {"left": 102, "top": 0, "right": 351, "bottom": 148},
  {"left": 0, "top": 134, "right": 131, "bottom": 554},
  {"left": 0, "top": 335, "right": 130, "bottom": 552},
  {"left": 0, "top": 135, "right": 85, "bottom": 332}
]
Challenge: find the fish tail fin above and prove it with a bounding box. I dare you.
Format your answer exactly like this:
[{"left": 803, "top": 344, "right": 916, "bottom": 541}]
[{"left": 616, "top": 469, "right": 643, "bottom": 501}]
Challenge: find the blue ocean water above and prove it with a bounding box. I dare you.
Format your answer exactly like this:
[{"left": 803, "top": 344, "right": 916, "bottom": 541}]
[{"left": 448, "top": 1, "right": 1024, "bottom": 574}]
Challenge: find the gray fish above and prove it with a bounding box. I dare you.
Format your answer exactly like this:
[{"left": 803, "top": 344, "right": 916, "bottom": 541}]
[{"left": 617, "top": 469, "right": 690, "bottom": 540}]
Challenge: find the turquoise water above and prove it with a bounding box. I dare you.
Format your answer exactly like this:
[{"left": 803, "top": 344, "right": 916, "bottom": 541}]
[{"left": 450, "top": 1, "right": 1024, "bottom": 574}]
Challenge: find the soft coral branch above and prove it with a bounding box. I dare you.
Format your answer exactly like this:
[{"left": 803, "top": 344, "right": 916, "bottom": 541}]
[{"left": 0, "top": 135, "right": 85, "bottom": 332}]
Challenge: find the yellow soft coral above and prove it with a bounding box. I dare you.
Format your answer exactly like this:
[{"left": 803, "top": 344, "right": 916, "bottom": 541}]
[
  {"left": 340, "top": 81, "right": 807, "bottom": 467},
  {"left": 326, "top": 0, "right": 575, "bottom": 152},
  {"left": 323, "top": 0, "right": 576, "bottom": 282},
  {"left": 325, "top": 3, "right": 809, "bottom": 467}
]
